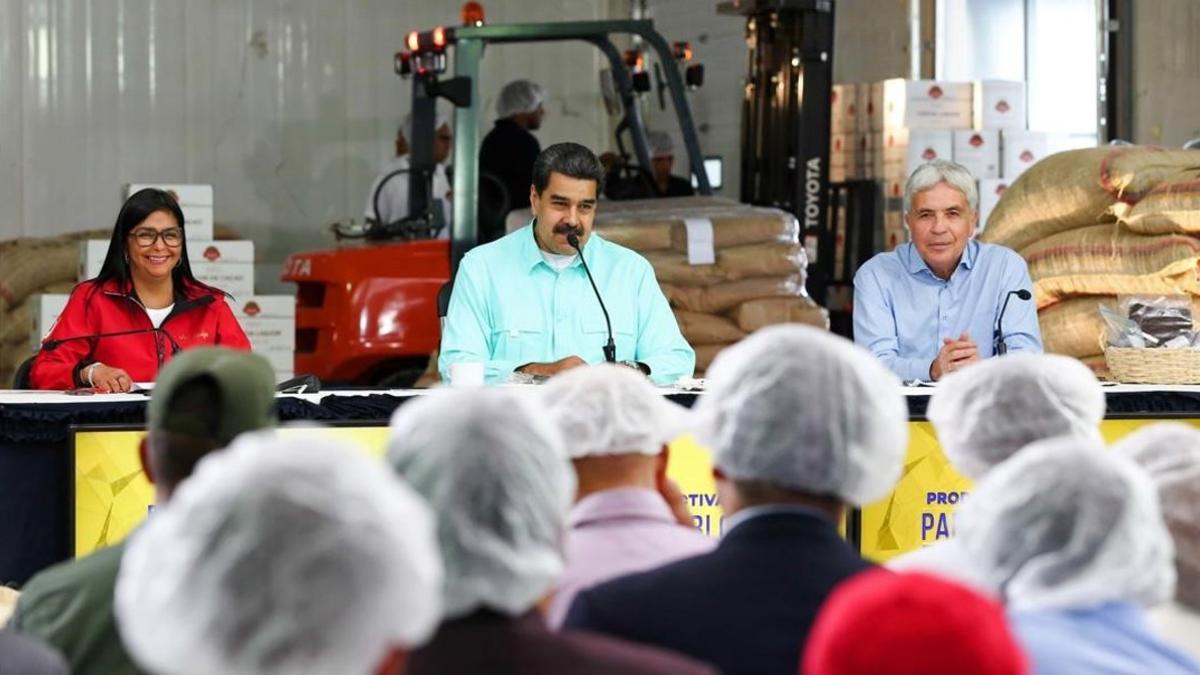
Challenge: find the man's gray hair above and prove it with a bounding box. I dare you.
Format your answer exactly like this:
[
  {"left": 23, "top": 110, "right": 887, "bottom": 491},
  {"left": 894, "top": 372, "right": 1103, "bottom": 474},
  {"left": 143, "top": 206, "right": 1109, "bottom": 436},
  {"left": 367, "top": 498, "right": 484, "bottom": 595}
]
[{"left": 903, "top": 159, "right": 978, "bottom": 214}]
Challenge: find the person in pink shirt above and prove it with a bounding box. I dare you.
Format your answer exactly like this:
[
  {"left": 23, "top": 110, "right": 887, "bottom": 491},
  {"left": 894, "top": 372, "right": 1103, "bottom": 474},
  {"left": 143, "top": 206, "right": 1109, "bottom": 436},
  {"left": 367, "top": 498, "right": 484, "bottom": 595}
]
[{"left": 541, "top": 364, "right": 715, "bottom": 628}]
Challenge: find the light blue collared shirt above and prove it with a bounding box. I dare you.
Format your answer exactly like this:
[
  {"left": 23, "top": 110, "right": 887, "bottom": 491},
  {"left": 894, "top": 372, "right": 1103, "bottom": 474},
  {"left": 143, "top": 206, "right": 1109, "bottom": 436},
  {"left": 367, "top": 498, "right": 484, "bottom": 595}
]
[
  {"left": 439, "top": 224, "right": 695, "bottom": 385},
  {"left": 1012, "top": 602, "right": 1200, "bottom": 675},
  {"left": 853, "top": 240, "right": 1043, "bottom": 381}
]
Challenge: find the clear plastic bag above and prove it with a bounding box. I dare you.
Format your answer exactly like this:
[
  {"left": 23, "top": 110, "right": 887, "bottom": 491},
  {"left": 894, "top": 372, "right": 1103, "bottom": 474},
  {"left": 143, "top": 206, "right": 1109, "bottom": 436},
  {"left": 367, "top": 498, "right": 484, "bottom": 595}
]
[{"left": 1103, "top": 295, "right": 1197, "bottom": 348}]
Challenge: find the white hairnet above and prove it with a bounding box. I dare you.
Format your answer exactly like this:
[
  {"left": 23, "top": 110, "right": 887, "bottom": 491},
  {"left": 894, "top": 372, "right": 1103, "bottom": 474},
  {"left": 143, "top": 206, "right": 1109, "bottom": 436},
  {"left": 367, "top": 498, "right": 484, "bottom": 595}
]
[
  {"left": 496, "top": 79, "right": 545, "bottom": 118},
  {"left": 542, "top": 363, "right": 689, "bottom": 458},
  {"left": 956, "top": 435, "right": 1175, "bottom": 612},
  {"left": 927, "top": 353, "right": 1105, "bottom": 480},
  {"left": 1113, "top": 422, "right": 1200, "bottom": 610},
  {"left": 401, "top": 109, "right": 452, "bottom": 142},
  {"left": 114, "top": 431, "right": 443, "bottom": 675},
  {"left": 693, "top": 325, "right": 909, "bottom": 506},
  {"left": 387, "top": 388, "right": 574, "bottom": 619},
  {"left": 646, "top": 129, "right": 675, "bottom": 158}
]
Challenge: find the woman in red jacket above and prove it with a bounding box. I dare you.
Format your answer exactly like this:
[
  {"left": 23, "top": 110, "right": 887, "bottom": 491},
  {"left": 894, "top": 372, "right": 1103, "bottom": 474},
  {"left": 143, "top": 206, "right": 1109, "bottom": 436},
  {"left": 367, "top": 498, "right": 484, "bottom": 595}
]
[{"left": 30, "top": 188, "right": 251, "bottom": 392}]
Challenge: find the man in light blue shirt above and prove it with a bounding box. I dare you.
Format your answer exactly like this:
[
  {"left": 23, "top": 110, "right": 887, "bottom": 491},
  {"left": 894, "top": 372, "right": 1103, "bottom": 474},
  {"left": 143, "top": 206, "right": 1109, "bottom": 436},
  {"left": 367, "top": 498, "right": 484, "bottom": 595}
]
[
  {"left": 439, "top": 142, "right": 694, "bottom": 385},
  {"left": 854, "top": 159, "right": 1042, "bottom": 382}
]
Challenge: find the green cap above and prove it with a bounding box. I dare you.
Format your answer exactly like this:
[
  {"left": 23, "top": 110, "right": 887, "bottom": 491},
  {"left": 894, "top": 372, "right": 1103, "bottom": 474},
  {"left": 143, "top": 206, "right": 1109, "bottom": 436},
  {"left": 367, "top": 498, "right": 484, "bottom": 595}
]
[{"left": 148, "top": 347, "right": 277, "bottom": 444}]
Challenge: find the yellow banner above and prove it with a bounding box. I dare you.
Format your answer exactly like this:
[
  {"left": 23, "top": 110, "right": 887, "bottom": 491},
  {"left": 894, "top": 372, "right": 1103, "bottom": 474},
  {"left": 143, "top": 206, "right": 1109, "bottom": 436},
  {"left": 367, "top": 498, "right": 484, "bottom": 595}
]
[
  {"left": 858, "top": 417, "right": 1200, "bottom": 562},
  {"left": 73, "top": 417, "right": 1199, "bottom": 560},
  {"left": 73, "top": 426, "right": 719, "bottom": 556}
]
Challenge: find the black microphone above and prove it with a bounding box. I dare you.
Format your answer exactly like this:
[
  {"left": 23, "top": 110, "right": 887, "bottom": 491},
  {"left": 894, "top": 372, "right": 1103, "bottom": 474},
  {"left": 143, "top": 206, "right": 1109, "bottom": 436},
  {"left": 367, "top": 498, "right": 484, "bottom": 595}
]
[
  {"left": 567, "top": 230, "right": 617, "bottom": 363},
  {"left": 994, "top": 289, "right": 1033, "bottom": 356},
  {"left": 42, "top": 326, "right": 165, "bottom": 351}
]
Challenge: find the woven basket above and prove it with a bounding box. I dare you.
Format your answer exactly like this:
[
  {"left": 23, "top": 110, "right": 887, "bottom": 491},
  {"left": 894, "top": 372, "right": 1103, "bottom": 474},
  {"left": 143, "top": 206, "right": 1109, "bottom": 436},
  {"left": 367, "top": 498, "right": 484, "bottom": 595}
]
[{"left": 1104, "top": 346, "right": 1200, "bottom": 384}]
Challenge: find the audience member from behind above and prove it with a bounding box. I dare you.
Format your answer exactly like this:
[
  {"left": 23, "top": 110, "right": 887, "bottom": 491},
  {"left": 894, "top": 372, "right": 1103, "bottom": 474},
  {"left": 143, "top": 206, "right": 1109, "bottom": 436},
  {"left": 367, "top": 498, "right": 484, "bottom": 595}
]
[
  {"left": 564, "top": 325, "right": 910, "bottom": 675},
  {"left": 114, "top": 434, "right": 442, "bottom": 675},
  {"left": 541, "top": 364, "right": 715, "bottom": 628},
  {"left": 387, "top": 388, "right": 717, "bottom": 675},
  {"left": 12, "top": 347, "right": 277, "bottom": 675},
  {"left": 957, "top": 436, "right": 1200, "bottom": 674},
  {"left": 802, "top": 569, "right": 1028, "bottom": 675},
  {"left": 1114, "top": 422, "right": 1200, "bottom": 661},
  {"left": 889, "top": 353, "right": 1106, "bottom": 583}
]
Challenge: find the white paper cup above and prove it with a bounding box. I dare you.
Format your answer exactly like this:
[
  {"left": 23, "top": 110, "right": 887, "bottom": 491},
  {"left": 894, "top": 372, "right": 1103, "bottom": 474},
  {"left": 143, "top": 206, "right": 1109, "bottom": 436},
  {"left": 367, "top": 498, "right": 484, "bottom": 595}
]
[{"left": 449, "top": 362, "right": 485, "bottom": 387}]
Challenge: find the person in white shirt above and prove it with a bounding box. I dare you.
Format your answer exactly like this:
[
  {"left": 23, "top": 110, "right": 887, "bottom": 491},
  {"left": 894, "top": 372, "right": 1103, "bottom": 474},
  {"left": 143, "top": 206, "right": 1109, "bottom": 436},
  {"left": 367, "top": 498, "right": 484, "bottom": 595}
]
[{"left": 364, "top": 111, "right": 452, "bottom": 236}]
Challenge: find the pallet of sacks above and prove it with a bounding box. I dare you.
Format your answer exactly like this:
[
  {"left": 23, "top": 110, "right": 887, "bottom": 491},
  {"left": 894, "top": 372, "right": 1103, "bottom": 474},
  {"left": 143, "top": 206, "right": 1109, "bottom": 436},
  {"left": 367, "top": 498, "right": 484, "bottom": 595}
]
[
  {"left": 594, "top": 196, "right": 829, "bottom": 376},
  {"left": 978, "top": 146, "right": 1200, "bottom": 379}
]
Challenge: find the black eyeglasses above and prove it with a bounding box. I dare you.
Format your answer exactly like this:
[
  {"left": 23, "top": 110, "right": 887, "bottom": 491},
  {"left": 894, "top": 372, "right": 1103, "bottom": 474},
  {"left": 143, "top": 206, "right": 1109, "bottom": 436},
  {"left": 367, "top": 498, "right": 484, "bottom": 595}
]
[{"left": 129, "top": 228, "right": 184, "bottom": 248}]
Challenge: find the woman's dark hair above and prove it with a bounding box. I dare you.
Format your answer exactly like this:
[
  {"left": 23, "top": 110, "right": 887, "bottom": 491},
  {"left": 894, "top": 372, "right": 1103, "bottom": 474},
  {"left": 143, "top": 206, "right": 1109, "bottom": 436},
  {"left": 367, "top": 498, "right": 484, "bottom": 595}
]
[
  {"left": 531, "top": 142, "right": 605, "bottom": 196},
  {"left": 92, "top": 188, "right": 226, "bottom": 298}
]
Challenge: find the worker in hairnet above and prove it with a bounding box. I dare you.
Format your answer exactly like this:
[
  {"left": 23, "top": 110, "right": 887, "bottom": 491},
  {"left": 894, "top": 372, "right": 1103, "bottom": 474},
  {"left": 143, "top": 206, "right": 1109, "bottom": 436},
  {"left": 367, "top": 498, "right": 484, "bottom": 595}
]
[
  {"left": 114, "top": 434, "right": 443, "bottom": 675},
  {"left": 646, "top": 130, "right": 695, "bottom": 197},
  {"left": 386, "top": 388, "right": 717, "bottom": 675},
  {"left": 1113, "top": 422, "right": 1200, "bottom": 662},
  {"left": 601, "top": 129, "right": 695, "bottom": 200},
  {"left": 541, "top": 364, "right": 715, "bottom": 629},
  {"left": 480, "top": 79, "right": 545, "bottom": 212},
  {"left": 956, "top": 436, "right": 1200, "bottom": 674},
  {"left": 889, "top": 353, "right": 1106, "bottom": 583},
  {"left": 563, "top": 325, "right": 910, "bottom": 675},
  {"left": 802, "top": 570, "right": 1028, "bottom": 675},
  {"left": 364, "top": 109, "right": 453, "bottom": 234}
]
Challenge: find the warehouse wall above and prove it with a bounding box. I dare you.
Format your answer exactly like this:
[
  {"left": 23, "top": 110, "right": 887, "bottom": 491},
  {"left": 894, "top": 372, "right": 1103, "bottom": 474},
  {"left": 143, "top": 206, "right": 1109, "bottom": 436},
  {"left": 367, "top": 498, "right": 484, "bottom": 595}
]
[
  {"left": 0, "top": 0, "right": 629, "bottom": 291},
  {"left": 1133, "top": 0, "right": 1200, "bottom": 146}
]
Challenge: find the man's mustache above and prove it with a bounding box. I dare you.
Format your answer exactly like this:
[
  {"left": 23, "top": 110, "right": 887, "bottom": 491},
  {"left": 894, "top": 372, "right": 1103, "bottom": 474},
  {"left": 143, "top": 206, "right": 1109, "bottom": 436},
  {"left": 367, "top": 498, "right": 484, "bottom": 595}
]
[{"left": 553, "top": 223, "right": 583, "bottom": 237}]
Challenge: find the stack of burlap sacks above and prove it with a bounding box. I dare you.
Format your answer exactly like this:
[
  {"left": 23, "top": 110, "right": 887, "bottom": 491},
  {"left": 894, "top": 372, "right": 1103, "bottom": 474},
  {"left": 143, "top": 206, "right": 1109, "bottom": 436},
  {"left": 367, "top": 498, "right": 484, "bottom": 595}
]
[
  {"left": 980, "top": 147, "right": 1200, "bottom": 379},
  {"left": 0, "top": 230, "right": 112, "bottom": 387},
  {"left": 593, "top": 196, "right": 829, "bottom": 375}
]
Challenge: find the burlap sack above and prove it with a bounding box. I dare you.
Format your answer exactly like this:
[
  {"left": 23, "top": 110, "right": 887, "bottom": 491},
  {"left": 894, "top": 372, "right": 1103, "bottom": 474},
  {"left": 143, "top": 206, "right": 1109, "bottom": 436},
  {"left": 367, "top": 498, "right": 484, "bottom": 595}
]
[
  {"left": 645, "top": 243, "right": 806, "bottom": 287},
  {"left": 1039, "top": 296, "right": 1117, "bottom": 358},
  {"left": 694, "top": 342, "right": 734, "bottom": 374},
  {"left": 1078, "top": 353, "right": 1111, "bottom": 381},
  {"left": 0, "top": 242, "right": 79, "bottom": 311},
  {"left": 731, "top": 297, "right": 830, "bottom": 333},
  {"left": 668, "top": 213, "right": 799, "bottom": 253},
  {"left": 1021, "top": 224, "right": 1200, "bottom": 281},
  {"left": 1116, "top": 176, "right": 1200, "bottom": 235},
  {"left": 661, "top": 275, "right": 806, "bottom": 314},
  {"left": 674, "top": 310, "right": 746, "bottom": 346},
  {"left": 594, "top": 223, "right": 673, "bottom": 252},
  {"left": 982, "top": 147, "right": 1200, "bottom": 252},
  {"left": 1035, "top": 265, "right": 1200, "bottom": 309}
]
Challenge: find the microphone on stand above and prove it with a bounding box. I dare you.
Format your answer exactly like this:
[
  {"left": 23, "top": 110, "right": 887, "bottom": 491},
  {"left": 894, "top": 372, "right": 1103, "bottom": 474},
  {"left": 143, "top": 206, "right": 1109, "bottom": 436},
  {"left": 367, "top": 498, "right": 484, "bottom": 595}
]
[
  {"left": 993, "top": 289, "right": 1032, "bottom": 356},
  {"left": 42, "top": 326, "right": 166, "bottom": 351},
  {"left": 566, "top": 230, "right": 617, "bottom": 363}
]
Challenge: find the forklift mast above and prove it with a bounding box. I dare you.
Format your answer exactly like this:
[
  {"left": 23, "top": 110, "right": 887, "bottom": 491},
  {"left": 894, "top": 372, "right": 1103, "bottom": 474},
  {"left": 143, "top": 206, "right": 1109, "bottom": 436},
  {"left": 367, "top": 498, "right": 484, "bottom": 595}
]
[
  {"left": 402, "top": 19, "right": 713, "bottom": 276},
  {"left": 724, "top": 0, "right": 835, "bottom": 306}
]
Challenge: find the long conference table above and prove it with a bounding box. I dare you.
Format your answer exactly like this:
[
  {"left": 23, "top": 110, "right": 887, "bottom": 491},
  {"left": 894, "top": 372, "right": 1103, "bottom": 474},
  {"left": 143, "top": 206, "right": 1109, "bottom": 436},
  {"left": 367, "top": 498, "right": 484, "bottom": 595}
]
[{"left": 4, "top": 384, "right": 1200, "bottom": 585}]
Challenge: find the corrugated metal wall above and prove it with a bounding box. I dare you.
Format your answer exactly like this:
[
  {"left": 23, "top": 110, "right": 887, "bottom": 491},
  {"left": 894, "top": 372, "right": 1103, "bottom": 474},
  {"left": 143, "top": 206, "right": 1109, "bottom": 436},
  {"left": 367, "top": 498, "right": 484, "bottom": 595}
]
[{"left": 0, "top": 0, "right": 627, "bottom": 288}]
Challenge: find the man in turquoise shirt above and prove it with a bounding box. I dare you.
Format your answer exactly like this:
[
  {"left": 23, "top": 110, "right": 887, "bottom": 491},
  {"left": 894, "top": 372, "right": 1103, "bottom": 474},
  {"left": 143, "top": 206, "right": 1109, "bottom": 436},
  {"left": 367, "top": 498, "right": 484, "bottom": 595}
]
[{"left": 439, "top": 142, "right": 694, "bottom": 385}]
